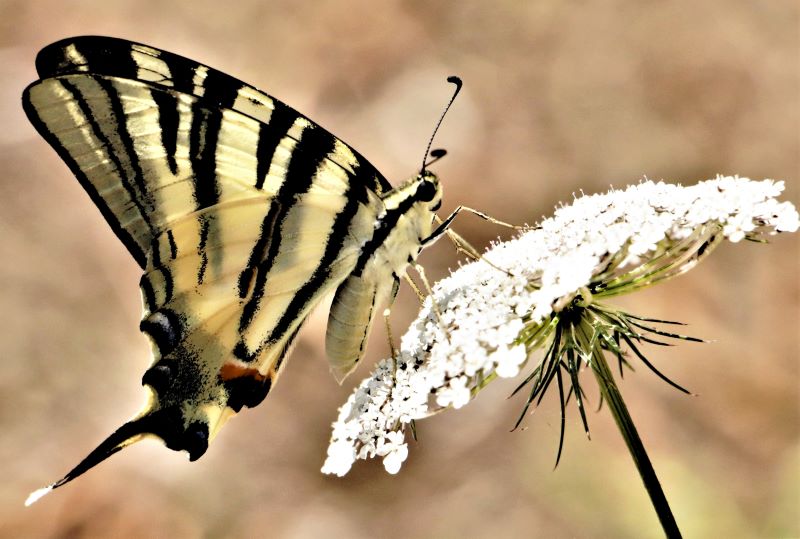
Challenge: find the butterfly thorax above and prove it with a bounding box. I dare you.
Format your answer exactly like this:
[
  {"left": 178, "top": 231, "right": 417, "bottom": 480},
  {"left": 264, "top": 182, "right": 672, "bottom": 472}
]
[{"left": 360, "top": 170, "right": 442, "bottom": 276}]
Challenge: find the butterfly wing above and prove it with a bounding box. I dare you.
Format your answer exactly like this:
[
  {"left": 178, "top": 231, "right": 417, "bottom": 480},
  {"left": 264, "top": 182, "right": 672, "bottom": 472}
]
[{"left": 23, "top": 37, "right": 393, "bottom": 428}]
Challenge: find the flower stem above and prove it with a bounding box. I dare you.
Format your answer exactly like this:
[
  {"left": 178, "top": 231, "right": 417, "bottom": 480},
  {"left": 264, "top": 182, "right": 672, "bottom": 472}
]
[{"left": 591, "top": 349, "right": 682, "bottom": 538}]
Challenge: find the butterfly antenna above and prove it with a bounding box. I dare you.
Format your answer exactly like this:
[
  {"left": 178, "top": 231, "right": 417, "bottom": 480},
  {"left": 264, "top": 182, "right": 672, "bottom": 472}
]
[{"left": 421, "top": 75, "right": 463, "bottom": 172}]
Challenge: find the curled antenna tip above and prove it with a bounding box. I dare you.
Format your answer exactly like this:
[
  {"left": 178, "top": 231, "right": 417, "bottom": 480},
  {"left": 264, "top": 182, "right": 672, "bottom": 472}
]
[
  {"left": 421, "top": 75, "right": 464, "bottom": 172},
  {"left": 424, "top": 148, "right": 448, "bottom": 168},
  {"left": 25, "top": 485, "right": 53, "bottom": 507}
]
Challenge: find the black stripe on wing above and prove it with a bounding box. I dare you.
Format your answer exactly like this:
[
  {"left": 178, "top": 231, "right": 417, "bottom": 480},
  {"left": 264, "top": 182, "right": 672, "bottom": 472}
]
[
  {"left": 255, "top": 105, "right": 296, "bottom": 190},
  {"left": 230, "top": 101, "right": 298, "bottom": 299},
  {"left": 236, "top": 124, "right": 336, "bottom": 335},
  {"left": 188, "top": 91, "right": 230, "bottom": 285},
  {"left": 22, "top": 78, "right": 154, "bottom": 268},
  {"left": 232, "top": 133, "right": 373, "bottom": 363},
  {"left": 94, "top": 77, "right": 153, "bottom": 212},
  {"left": 265, "top": 171, "right": 364, "bottom": 347},
  {"left": 151, "top": 90, "right": 179, "bottom": 175}
]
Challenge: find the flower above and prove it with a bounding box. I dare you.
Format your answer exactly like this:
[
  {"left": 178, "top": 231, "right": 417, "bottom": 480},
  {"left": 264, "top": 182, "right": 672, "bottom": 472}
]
[{"left": 322, "top": 176, "right": 798, "bottom": 476}]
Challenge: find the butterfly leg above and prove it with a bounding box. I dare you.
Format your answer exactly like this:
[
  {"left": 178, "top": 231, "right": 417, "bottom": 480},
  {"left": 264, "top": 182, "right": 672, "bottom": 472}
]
[
  {"left": 383, "top": 276, "right": 401, "bottom": 362},
  {"left": 412, "top": 263, "right": 452, "bottom": 343},
  {"left": 453, "top": 206, "right": 522, "bottom": 230},
  {"left": 443, "top": 227, "right": 482, "bottom": 261},
  {"left": 424, "top": 207, "right": 517, "bottom": 276},
  {"left": 423, "top": 205, "right": 520, "bottom": 249},
  {"left": 402, "top": 268, "right": 445, "bottom": 332},
  {"left": 402, "top": 271, "right": 427, "bottom": 304},
  {"left": 421, "top": 206, "right": 461, "bottom": 248}
]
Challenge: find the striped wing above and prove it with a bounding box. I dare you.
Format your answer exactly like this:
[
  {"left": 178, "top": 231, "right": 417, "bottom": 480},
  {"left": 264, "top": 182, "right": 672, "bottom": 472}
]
[
  {"left": 25, "top": 35, "right": 392, "bottom": 268},
  {"left": 23, "top": 36, "right": 391, "bottom": 386}
]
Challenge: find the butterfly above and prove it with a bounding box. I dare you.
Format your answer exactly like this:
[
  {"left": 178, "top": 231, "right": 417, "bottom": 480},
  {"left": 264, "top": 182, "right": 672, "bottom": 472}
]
[{"left": 23, "top": 36, "right": 464, "bottom": 504}]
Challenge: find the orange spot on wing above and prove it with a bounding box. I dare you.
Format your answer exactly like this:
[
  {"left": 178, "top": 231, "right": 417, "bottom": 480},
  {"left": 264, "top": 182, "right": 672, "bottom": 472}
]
[{"left": 219, "top": 362, "right": 268, "bottom": 382}]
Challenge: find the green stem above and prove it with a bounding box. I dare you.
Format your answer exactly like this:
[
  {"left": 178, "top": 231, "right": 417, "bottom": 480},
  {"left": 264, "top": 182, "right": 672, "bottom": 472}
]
[{"left": 591, "top": 350, "right": 682, "bottom": 538}]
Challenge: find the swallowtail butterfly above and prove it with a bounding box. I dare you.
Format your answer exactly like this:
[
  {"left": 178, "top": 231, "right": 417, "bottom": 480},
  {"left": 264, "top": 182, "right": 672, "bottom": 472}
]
[{"left": 23, "top": 36, "right": 463, "bottom": 504}]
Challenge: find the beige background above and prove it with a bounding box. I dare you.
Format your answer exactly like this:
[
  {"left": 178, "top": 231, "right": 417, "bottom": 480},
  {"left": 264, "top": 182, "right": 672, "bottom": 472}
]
[{"left": 1, "top": 1, "right": 798, "bottom": 537}]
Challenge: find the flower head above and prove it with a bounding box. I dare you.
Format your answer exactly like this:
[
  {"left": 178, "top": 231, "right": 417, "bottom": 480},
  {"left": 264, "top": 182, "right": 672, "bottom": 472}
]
[{"left": 322, "top": 176, "right": 798, "bottom": 476}]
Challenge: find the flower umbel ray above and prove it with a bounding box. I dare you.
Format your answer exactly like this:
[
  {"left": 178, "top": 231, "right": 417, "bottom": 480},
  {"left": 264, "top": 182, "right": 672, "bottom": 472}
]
[{"left": 322, "top": 176, "right": 799, "bottom": 478}]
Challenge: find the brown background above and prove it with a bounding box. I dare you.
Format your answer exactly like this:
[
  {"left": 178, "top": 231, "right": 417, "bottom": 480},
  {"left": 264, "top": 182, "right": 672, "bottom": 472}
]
[{"left": 1, "top": 1, "right": 798, "bottom": 537}]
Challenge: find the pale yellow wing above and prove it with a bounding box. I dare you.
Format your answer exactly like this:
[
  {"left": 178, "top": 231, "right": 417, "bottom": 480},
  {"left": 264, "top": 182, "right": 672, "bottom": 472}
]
[{"left": 23, "top": 37, "right": 392, "bottom": 413}]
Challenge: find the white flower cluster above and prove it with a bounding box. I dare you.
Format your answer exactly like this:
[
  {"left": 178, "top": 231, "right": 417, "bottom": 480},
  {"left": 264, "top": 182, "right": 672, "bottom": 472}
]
[{"left": 321, "top": 176, "right": 798, "bottom": 476}]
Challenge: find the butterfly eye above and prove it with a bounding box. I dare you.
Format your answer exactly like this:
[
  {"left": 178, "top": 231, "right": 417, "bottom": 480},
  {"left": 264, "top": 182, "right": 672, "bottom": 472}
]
[{"left": 416, "top": 178, "right": 438, "bottom": 203}]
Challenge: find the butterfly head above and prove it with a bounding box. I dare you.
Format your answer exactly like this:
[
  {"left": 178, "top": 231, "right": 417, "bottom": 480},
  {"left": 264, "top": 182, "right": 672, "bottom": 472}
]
[{"left": 414, "top": 169, "right": 443, "bottom": 212}]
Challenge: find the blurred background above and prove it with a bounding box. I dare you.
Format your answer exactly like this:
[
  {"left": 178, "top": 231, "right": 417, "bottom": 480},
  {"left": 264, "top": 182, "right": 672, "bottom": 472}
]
[{"left": 1, "top": 1, "right": 797, "bottom": 537}]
